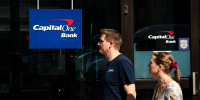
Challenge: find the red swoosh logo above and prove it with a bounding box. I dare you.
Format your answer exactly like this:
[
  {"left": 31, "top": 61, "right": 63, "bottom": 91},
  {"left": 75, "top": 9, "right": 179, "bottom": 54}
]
[
  {"left": 46, "top": 19, "right": 74, "bottom": 33},
  {"left": 46, "top": 19, "right": 74, "bottom": 26},
  {"left": 156, "top": 31, "right": 174, "bottom": 40}
]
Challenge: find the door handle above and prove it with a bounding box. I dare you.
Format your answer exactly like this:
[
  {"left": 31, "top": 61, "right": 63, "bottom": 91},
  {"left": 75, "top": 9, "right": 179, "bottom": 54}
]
[
  {"left": 10, "top": 72, "right": 12, "bottom": 89},
  {"left": 20, "top": 72, "right": 22, "bottom": 88},
  {"left": 193, "top": 72, "right": 198, "bottom": 95}
]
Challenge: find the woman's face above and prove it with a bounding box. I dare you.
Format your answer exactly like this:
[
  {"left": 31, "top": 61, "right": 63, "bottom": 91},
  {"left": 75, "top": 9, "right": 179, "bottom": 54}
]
[{"left": 148, "top": 55, "right": 159, "bottom": 77}]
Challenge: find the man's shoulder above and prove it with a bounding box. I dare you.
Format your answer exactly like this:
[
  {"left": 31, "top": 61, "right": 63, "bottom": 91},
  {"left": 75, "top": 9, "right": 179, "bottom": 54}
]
[
  {"left": 113, "top": 54, "right": 133, "bottom": 67},
  {"left": 116, "top": 54, "right": 128, "bottom": 60},
  {"left": 117, "top": 54, "right": 132, "bottom": 63}
]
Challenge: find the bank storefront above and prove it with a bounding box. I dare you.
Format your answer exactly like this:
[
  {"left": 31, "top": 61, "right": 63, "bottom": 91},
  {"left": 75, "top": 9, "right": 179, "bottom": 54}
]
[{"left": 0, "top": 0, "right": 199, "bottom": 99}]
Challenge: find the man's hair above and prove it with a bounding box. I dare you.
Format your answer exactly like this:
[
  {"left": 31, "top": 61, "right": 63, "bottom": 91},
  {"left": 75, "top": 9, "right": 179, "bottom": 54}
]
[{"left": 100, "top": 28, "right": 122, "bottom": 50}]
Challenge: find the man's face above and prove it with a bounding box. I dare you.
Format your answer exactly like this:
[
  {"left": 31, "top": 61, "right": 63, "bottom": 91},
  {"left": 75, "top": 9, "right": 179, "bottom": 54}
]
[{"left": 97, "top": 34, "right": 110, "bottom": 55}]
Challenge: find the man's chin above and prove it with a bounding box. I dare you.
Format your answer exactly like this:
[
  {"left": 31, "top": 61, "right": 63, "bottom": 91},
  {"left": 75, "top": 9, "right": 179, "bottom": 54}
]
[{"left": 98, "top": 50, "right": 104, "bottom": 55}]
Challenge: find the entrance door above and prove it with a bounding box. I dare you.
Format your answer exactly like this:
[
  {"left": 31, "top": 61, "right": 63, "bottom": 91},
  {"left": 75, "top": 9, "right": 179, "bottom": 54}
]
[{"left": 121, "top": 0, "right": 200, "bottom": 99}]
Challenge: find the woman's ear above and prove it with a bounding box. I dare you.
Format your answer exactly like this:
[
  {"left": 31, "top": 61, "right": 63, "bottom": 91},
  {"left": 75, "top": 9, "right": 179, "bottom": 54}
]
[{"left": 158, "top": 64, "right": 163, "bottom": 70}]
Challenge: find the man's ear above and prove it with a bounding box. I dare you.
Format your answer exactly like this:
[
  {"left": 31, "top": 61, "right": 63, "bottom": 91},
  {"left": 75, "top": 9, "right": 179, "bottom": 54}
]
[{"left": 109, "top": 41, "right": 114, "bottom": 47}]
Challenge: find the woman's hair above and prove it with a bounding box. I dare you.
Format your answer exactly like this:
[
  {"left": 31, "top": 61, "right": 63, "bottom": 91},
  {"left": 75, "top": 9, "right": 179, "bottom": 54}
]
[
  {"left": 100, "top": 28, "right": 122, "bottom": 50},
  {"left": 153, "top": 52, "right": 181, "bottom": 85}
]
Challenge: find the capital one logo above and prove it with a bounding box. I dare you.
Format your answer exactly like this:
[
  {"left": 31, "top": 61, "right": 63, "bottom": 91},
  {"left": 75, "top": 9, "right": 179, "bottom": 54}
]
[
  {"left": 33, "top": 19, "right": 78, "bottom": 38},
  {"left": 29, "top": 9, "right": 82, "bottom": 49},
  {"left": 148, "top": 31, "right": 176, "bottom": 43}
]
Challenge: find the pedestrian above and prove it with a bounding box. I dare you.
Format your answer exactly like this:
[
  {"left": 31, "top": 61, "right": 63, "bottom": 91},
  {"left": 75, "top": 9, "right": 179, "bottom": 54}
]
[
  {"left": 148, "top": 52, "right": 183, "bottom": 100},
  {"left": 97, "top": 28, "right": 136, "bottom": 100}
]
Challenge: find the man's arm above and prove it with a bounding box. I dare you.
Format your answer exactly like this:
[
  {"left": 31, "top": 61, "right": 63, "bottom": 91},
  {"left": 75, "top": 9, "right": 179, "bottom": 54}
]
[{"left": 124, "top": 84, "right": 136, "bottom": 100}]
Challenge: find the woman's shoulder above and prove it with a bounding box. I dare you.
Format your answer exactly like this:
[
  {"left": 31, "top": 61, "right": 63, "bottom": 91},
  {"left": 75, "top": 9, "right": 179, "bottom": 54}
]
[
  {"left": 164, "top": 81, "right": 183, "bottom": 100},
  {"left": 166, "top": 81, "right": 181, "bottom": 92},
  {"left": 167, "top": 81, "right": 181, "bottom": 88}
]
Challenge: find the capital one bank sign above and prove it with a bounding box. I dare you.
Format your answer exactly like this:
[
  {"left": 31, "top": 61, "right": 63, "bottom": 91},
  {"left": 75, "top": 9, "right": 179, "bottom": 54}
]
[{"left": 29, "top": 9, "right": 82, "bottom": 49}]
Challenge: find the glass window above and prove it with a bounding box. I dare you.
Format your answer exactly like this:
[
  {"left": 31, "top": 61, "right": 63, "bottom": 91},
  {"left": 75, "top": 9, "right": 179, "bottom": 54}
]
[
  {"left": 75, "top": 0, "right": 120, "bottom": 99},
  {"left": 134, "top": 0, "right": 191, "bottom": 78},
  {"left": 0, "top": 0, "right": 10, "bottom": 53},
  {"left": 0, "top": 0, "right": 120, "bottom": 99},
  {"left": 0, "top": 0, "right": 11, "bottom": 95}
]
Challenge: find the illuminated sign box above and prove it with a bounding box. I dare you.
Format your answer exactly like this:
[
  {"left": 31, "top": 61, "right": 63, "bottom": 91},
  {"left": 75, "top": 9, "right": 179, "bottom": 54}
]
[
  {"left": 29, "top": 9, "right": 82, "bottom": 49},
  {"left": 134, "top": 24, "right": 190, "bottom": 51}
]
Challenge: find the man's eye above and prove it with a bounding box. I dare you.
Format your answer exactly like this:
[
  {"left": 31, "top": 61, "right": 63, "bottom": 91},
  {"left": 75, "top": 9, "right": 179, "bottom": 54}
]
[{"left": 99, "top": 40, "right": 103, "bottom": 43}]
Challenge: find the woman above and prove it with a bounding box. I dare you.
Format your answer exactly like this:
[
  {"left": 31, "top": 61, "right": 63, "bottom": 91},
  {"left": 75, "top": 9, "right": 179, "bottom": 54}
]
[{"left": 148, "top": 52, "right": 183, "bottom": 100}]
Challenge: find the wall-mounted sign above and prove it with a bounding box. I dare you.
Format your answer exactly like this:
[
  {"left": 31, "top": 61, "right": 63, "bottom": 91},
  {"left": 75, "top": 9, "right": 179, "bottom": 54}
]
[
  {"left": 134, "top": 24, "right": 190, "bottom": 51},
  {"left": 179, "top": 38, "right": 189, "bottom": 50},
  {"left": 148, "top": 31, "right": 176, "bottom": 44},
  {"left": 29, "top": 9, "right": 82, "bottom": 49}
]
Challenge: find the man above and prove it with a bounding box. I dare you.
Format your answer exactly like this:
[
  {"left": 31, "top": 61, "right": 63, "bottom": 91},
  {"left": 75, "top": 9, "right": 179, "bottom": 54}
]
[{"left": 97, "top": 29, "right": 136, "bottom": 100}]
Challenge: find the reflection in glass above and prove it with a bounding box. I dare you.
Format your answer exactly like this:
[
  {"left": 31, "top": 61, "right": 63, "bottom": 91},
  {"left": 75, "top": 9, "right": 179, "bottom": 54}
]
[{"left": 134, "top": 0, "right": 191, "bottom": 78}]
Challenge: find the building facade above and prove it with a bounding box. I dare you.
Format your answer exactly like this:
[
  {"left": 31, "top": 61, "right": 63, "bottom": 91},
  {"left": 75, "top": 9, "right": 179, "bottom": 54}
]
[{"left": 0, "top": 0, "right": 200, "bottom": 99}]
